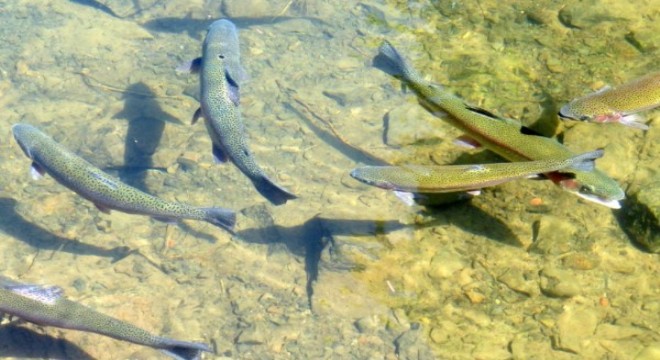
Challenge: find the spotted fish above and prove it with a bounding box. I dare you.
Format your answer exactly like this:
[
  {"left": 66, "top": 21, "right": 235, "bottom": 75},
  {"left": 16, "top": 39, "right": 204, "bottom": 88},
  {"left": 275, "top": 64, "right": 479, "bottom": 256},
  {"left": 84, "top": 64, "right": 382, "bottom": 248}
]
[
  {"left": 559, "top": 72, "right": 659, "bottom": 130},
  {"left": 183, "top": 19, "right": 296, "bottom": 205},
  {"left": 12, "top": 123, "right": 235, "bottom": 233},
  {"left": 373, "top": 41, "right": 624, "bottom": 208},
  {"left": 0, "top": 276, "right": 212, "bottom": 360},
  {"left": 351, "top": 149, "right": 604, "bottom": 194}
]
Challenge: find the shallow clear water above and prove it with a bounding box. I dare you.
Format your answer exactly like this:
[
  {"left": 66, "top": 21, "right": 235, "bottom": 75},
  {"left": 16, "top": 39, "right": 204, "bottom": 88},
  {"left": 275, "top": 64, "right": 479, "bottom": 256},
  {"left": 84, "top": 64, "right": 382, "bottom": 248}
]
[{"left": 0, "top": 0, "right": 658, "bottom": 359}]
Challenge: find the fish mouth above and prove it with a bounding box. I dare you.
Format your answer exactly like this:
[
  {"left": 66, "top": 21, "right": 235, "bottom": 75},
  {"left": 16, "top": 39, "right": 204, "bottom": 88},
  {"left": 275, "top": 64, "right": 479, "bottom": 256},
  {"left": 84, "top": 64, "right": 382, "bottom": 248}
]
[
  {"left": 573, "top": 191, "right": 622, "bottom": 209},
  {"left": 557, "top": 109, "right": 576, "bottom": 121}
]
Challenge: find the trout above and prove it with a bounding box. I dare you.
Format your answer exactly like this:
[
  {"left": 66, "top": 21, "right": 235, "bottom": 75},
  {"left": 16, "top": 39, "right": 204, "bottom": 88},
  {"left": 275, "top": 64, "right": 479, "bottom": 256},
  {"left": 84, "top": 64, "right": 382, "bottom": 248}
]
[
  {"left": 373, "top": 41, "right": 624, "bottom": 209},
  {"left": 0, "top": 276, "right": 211, "bottom": 360},
  {"left": 184, "top": 19, "right": 296, "bottom": 205},
  {"left": 351, "top": 150, "right": 603, "bottom": 193},
  {"left": 12, "top": 123, "right": 236, "bottom": 233},
  {"left": 559, "top": 72, "right": 659, "bottom": 130}
]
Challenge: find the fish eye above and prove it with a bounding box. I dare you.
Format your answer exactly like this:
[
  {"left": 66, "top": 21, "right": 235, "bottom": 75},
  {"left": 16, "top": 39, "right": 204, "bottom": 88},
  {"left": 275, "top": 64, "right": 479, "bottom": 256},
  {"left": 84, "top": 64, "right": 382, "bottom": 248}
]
[
  {"left": 579, "top": 115, "right": 590, "bottom": 121},
  {"left": 579, "top": 185, "right": 594, "bottom": 195}
]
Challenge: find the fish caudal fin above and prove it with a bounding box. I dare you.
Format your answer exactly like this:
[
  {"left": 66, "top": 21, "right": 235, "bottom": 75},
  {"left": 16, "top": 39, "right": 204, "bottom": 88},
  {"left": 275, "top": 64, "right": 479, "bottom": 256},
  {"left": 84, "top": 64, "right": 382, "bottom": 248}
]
[
  {"left": 620, "top": 114, "right": 650, "bottom": 130},
  {"left": 569, "top": 149, "right": 605, "bottom": 172},
  {"left": 157, "top": 338, "right": 212, "bottom": 360},
  {"left": 253, "top": 176, "right": 297, "bottom": 206},
  {"left": 202, "top": 207, "right": 237, "bottom": 233},
  {"left": 373, "top": 41, "right": 409, "bottom": 79}
]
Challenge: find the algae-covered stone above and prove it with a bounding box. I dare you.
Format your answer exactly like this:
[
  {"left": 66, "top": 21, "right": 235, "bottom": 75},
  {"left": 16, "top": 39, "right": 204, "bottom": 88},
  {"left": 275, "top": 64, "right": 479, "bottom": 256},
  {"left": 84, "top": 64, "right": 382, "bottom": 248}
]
[{"left": 619, "top": 183, "right": 660, "bottom": 253}]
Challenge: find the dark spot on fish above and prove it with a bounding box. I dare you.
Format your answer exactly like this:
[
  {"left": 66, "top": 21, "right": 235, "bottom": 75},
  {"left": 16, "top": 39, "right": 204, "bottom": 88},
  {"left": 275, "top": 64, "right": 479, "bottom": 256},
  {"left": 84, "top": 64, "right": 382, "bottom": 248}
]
[{"left": 218, "top": 54, "right": 225, "bottom": 59}]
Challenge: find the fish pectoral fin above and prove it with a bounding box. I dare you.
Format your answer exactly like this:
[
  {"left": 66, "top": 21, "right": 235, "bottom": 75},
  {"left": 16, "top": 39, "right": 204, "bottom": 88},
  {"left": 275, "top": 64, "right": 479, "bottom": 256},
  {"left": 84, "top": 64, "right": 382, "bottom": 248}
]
[
  {"left": 620, "top": 114, "right": 650, "bottom": 130},
  {"left": 191, "top": 107, "right": 203, "bottom": 125},
  {"left": 30, "top": 162, "right": 46, "bottom": 180},
  {"left": 225, "top": 70, "right": 241, "bottom": 106},
  {"left": 453, "top": 135, "right": 482, "bottom": 149},
  {"left": 8, "top": 284, "right": 63, "bottom": 305},
  {"left": 393, "top": 191, "right": 416, "bottom": 206},
  {"left": 176, "top": 57, "right": 202, "bottom": 74},
  {"left": 94, "top": 203, "right": 112, "bottom": 214},
  {"left": 212, "top": 144, "right": 228, "bottom": 164}
]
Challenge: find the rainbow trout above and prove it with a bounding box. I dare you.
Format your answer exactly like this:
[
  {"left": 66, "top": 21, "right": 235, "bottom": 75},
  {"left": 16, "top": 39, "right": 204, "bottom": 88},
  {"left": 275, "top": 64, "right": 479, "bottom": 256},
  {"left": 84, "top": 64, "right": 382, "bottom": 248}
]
[
  {"left": 559, "top": 72, "right": 659, "bottom": 130},
  {"left": 373, "top": 41, "right": 625, "bottom": 209},
  {"left": 12, "top": 124, "right": 235, "bottom": 233},
  {"left": 0, "top": 276, "right": 211, "bottom": 360},
  {"left": 184, "top": 19, "right": 296, "bottom": 205},
  {"left": 351, "top": 149, "right": 603, "bottom": 194}
]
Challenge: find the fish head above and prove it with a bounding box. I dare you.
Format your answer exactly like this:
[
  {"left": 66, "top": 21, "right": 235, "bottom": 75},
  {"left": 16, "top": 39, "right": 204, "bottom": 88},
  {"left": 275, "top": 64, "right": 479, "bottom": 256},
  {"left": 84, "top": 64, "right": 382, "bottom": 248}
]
[
  {"left": 556, "top": 171, "right": 625, "bottom": 209},
  {"left": 558, "top": 100, "right": 599, "bottom": 122},
  {"left": 11, "top": 123, "right": 39, "bottom": 159}
]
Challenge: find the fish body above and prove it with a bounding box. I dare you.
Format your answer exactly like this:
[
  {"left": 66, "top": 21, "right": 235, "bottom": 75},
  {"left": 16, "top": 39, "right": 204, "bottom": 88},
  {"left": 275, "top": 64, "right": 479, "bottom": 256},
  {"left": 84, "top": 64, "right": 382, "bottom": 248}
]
[
  {"left": 12, "top": 124, "right": 235, "bottom": 232},
  {"left": 559, "top": 72, "right": 659, "bottom": 130},
  {"left": 0, "top": 276, "right": 211, "bottom": 360},
  {"left": 188, "top": 19, "right": 296, "bottom": 205},
  {"left": 351, "top": 150, "right": 603, "bottom": 193},
  {"left": 373, "top": 41, "right": 624, "bottom": 208}
]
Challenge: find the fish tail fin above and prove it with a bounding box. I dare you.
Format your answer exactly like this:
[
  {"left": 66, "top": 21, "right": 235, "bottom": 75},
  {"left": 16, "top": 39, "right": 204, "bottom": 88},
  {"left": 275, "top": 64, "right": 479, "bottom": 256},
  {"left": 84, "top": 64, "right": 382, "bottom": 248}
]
[
  {"left": 157, "top": 339, "right": 212, "bottom": 360},
  {"left": 570, "top": 149, "right": 605, "bottom": 172},
  {"left": 373, "top": 41, "right": 416, "bottom": 80},
  {"left": 202, "top": 207, "right": 237, "bottom": 233},
  {"left": 620, "top": 114, "right": 650, "bottom": 130},
  {"left": 253, "top": 176, "right": 297, "bottom": 206}
]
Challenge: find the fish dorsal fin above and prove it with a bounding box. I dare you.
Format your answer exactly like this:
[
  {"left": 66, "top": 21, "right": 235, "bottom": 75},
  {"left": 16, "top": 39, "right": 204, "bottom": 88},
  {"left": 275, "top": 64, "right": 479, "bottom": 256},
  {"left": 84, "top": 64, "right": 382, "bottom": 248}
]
[
  {"left": 465, "top": 105, "right": 503, "bottom": 120},
  {"left": 7, "top": 284, "right": 63, "bottom": 305}
]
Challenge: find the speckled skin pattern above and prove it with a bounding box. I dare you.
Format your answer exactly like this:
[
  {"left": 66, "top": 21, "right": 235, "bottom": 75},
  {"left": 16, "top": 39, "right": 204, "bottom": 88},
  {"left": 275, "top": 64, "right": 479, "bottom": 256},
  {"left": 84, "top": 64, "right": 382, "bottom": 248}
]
[
  {"left": 12, "top": 123, "right": 235, "bottom": 232},
  {"left": 561, "top": 72, "right": 660, "bottom": 120},
  {"left": 0, "top": 276, "right": 210, "bottom": 359},
  {"left": 351, "top": 150, "right": 602, "bottom": 193},
  {"left": 198, "top": 19, "right": 296, "bottom": 205},
  {"left": 374, "top": 41, "right": 624, "bottom": 206}
]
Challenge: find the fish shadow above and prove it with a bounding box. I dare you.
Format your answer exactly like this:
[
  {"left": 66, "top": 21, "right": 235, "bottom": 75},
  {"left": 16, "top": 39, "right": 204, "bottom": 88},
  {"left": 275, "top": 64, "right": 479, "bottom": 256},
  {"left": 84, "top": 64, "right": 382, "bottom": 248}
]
[
  {"left": 108, "top": 82, "right": 179, "bottom": 192},
  {"left": 236, "top": 202, "right": 518, "bottom": 309},
  {"left": 0, "top": 324, "right": 94, "bottom": 359},
  {"left": 236, "top": 214, "right": 406, "bottom": 309},
  {"left": 613, "top": 195, "right": 659, "bottom": 253},
  {"left": 0, "top": 197, "right": 131, "bottom": 262}
]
